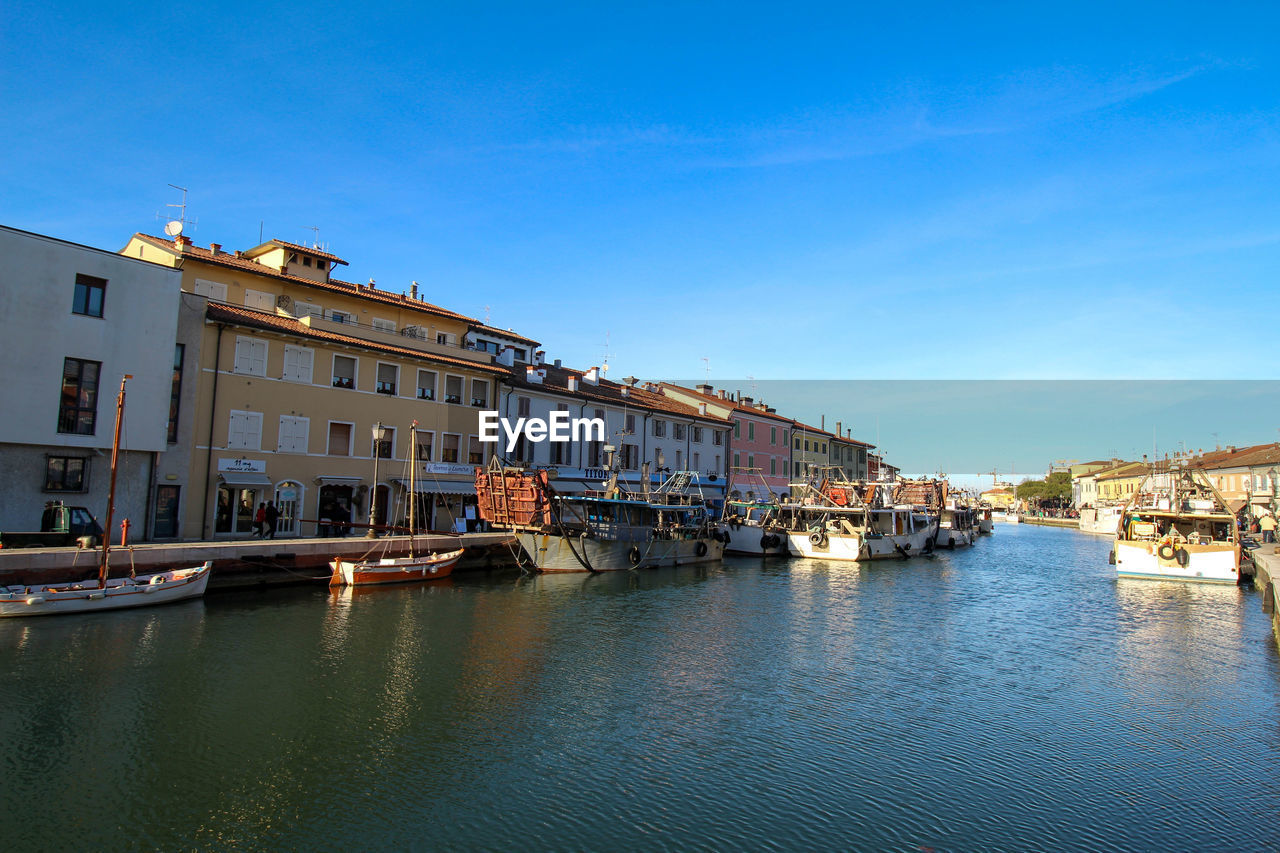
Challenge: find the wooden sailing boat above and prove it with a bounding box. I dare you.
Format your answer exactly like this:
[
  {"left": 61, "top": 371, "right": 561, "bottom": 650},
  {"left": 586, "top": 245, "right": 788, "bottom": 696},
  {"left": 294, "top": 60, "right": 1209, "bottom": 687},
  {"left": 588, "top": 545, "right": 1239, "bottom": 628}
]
[
  {"left": 328, "top": 419, "right": 464, "bottom": 586},
  {"left": 0, "top": 375, "right": 212, "bottom": 617}
]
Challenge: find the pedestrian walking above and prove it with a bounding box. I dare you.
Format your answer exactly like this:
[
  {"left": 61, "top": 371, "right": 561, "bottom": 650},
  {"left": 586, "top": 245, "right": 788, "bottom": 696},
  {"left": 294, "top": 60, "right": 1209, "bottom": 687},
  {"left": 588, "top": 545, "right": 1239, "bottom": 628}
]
[
  {"left": 265, "top": 500, "right": 280, "bottom": 539},
  {"left": 253, "top": 502, "right": 266, "bottom": 538},
  {"left": 1261, "top": 512, "right": 1277, "bottom": 544}
]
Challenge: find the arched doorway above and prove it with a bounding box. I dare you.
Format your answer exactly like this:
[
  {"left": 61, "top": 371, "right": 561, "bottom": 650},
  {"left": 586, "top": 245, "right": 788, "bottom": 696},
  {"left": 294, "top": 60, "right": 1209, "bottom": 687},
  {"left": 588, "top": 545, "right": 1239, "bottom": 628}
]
[
  {"left": 274, "top": 480, "right": 303, "bottom": 537},
  {"left": 318, "top": 484, "right": 354, "bottom": 537}
]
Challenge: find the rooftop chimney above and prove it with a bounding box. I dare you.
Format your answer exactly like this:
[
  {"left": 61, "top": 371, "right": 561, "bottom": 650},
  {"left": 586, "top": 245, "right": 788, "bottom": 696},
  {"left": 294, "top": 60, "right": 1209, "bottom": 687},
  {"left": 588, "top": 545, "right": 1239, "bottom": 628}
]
[
  {"left": 496, "top": 346, "right": 515, "bottom": 367},
  {"left": 409, "top": 281, "right": 418, "bottom": 299},
  {"left": 620, "top": 386, "right": 630, "bottom": 397},
  {"left": 699, "top": 403, "right": 708, "bottom": 416},
  {"left": 554, "top": 359, "right": 562, "bottom": 369},
  {"left": 568, "top": 375, "right": 578, "bottom": 392},
  {"left": 535, "top": 350, "right": 546, "bottom": 365},
  {"left": 583, "top": 366, "right": 600, "bottom": 385},
  {"left": 696, "top": 383, "right": 713, "bottom": 395},
  {"left": 526, "top": 365, "right": 544, "bottom": 385},
  {"left": 209, "top": 242, "right": 221, "bottom": 255},
  {"left": 717, "top": 390, "right": 727, "bottom": 400},
  {"left": 740, "top": 396, "right": 753, "bottom": 406},
  {"left": 368, "top": 278, "right": 376, "bottom": 289},
  {"left": 622, "top": 376, "right": 638, "bottom": 387},
  {"left": 836, "top": 421, "right": 842, "bottom": 437}
]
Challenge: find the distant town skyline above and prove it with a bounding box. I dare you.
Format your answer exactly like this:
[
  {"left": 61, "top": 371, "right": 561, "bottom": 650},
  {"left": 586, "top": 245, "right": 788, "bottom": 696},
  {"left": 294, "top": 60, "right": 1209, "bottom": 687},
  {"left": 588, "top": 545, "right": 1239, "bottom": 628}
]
[
  {"left": 688, "top": 380, "right": 1280, "bottom": 478},
  {"left": 3, "top": 3, "right": 1278, "bottom": 383}
]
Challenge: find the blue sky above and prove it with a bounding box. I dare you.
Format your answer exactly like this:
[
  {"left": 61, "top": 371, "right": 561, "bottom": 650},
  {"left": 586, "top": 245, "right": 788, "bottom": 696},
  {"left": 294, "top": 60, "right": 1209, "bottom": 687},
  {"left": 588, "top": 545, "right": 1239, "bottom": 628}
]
[{"left": 3, "top": 4, "right": 1277, "bottom": 392}]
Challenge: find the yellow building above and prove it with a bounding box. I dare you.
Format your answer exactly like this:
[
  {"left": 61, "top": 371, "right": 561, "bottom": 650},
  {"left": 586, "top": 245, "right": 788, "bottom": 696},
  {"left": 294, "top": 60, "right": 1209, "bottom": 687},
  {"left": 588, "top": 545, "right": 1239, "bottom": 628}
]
[
  {"left": 1095, "top": 462, "right": 1148, "bottom": 504},
  {"left": 122, "top": 233, "right": 531, "bottom": 540},
  {"left": 981, "top": 487, "right": 1016, "bottom": 510}
]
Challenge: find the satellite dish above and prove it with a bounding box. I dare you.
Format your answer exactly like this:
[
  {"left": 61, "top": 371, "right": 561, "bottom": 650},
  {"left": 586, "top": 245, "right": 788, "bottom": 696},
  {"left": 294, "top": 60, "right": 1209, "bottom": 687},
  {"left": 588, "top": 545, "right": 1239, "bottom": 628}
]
[{"left": 164, "top": 220, "right": 184, "bottom": 237}]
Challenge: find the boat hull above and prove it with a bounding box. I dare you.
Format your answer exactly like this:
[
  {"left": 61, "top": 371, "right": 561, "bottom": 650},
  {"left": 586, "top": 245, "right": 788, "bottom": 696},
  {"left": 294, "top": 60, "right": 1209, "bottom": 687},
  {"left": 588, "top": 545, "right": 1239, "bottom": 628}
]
[
  {"left": 786, "top": 523, "right": 939, "bottom": 562},
  {"left": 516, "top": 533, "right": 723, "bottom": 572},
  {"left": 936, "top": 526, "right": 976, "bottom": 548},
  {"left": 330, "top": 548, "right": 464, "bottom": 586},
  {"left": 1079, "top": 507, "right": 1123, "bottom": 536},
  {"left": 716, "top": 522, "right": 789, "bottom": 557},
  {"left": 1113, "top": 540, "right": 1239, "bottom": 583},
  {"left": 0, "top": 562, "right": 212, "bottom": 617}
]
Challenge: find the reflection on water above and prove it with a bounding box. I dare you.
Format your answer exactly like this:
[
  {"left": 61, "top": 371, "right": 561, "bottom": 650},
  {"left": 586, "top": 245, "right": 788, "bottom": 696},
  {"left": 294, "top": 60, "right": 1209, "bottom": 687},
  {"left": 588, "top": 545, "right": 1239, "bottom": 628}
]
[{"left": 2, "top": 525, "right": 1279, "bottom": 851}]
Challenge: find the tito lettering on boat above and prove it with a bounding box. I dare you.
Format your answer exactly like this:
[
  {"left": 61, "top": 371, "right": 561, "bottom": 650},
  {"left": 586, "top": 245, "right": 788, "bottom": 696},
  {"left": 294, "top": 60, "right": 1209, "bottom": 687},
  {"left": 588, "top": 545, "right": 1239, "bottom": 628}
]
[{"left": 478, "top": 411, "right": 605, "bottom": 453}]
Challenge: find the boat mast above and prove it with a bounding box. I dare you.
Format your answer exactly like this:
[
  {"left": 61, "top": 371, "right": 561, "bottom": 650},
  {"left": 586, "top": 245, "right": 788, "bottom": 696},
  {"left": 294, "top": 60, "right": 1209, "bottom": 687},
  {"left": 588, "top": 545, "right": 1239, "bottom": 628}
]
[
  {"left": 98, "top": 374, "right": 132, "bottom": 588},
  {"left": 408, "top": 419, "right": 418, "bottom": 558}
]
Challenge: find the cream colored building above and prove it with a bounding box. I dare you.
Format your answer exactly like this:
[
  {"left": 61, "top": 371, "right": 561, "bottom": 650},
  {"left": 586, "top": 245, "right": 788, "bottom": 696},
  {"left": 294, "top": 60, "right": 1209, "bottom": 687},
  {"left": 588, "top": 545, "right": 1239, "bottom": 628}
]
[{"left": 121, "top": 233, "right": 529, "bottom": 539}]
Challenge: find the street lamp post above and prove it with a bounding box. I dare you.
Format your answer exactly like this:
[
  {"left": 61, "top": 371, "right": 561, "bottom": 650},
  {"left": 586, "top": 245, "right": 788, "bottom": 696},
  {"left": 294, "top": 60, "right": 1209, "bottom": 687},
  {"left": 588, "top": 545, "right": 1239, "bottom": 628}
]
[{"left": 366, "top": 422, "right": 388, "bottom": 538}]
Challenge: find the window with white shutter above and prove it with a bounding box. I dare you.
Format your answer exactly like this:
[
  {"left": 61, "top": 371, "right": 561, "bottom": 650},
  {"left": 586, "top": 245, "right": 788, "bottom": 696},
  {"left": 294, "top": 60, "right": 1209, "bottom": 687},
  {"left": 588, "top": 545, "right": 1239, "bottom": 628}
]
[
  {"left": 277, "top": 415, "right": 309, "bottom": 454},
  {"left": 233, "top": 337, "right": 267, "bottom": 376},
  {"left": 193, "top": 279, "right": 228, "bottom": 302},
  {"left": 228, "top": 410, "right": 263, "bottom": 450},
  {"left": 282, "top": 345, "right": 314, "bottom": 384},
  {"left": 244, "top": 289, "right": 276, "bottom": 311}
]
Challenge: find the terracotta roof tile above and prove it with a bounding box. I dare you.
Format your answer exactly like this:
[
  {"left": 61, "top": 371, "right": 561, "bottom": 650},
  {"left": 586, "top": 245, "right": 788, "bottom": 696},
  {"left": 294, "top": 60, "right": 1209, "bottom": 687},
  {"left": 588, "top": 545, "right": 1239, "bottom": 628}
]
[
  {"left": 470, "top": 323, "right": 541, "bottom": 347},
  {"left": 505, "top": 365, "right": 731, "bottom": 424},
  {"left": 134, "top": 233, "right": 480, "bottom": 325},
  {"left": 246, "top": 238, "right": 348, "bottom": 265},
  {"left": 204, "top": 302, "right": 509, "bottom": 375}
]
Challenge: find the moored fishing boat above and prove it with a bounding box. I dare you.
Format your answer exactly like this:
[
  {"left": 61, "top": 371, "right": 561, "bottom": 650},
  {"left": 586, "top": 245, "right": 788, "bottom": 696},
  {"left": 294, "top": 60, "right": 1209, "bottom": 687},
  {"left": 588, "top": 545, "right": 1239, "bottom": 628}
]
[
  {"left": 0, "top": 375, "right": 211, "bottom": 617},
  {"left": 781, "top": 470, "right": 941, "bottom": 562},
  {"left": 475, "top": 459, "right": 723, "bottom": 572},
  {"left": 717, "top": 467, "right": 788, "bottom": 557},
  {"left": 937, "top": 489, "right": 979, "bottom": 548},
  {"left": 330, "top": 419, "right": 464, "bottom": 586},
  {"left": 976, "top": 503, "right": 994, "bottom": 535},
  {"left": 1078, "top": 504, "right": 1123, "bottom": 536},
  {"left": 1111, "top": 463, "right": 1241, "bottom": 584}
]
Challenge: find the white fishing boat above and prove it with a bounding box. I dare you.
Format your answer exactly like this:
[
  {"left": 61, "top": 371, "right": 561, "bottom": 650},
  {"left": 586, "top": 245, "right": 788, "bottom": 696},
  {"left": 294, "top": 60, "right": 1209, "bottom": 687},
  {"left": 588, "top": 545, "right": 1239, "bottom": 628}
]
[
  {"left": 717, "top": 467, "right": 788, "bottom": 557},
  {"left": 330, "top": 419, "right": 464, "bottom": 586},
  {"left": 0, "top": 375, "right": 211, "bottom": 618},
  {"left": 782, "top": 472, "right": 941, "bottom": 562},
  {"left": 476, "top": 459, "right": 723, "bottom": 572},
  {"left": 992, "top": 508, "right": 1020, "bottom": 524},
  {"left": 975, "top": 504, "right": 994, "bottom": 535},
  {"left": 936, "top": 489, "right": 979, "bottom": 548},
  {"left": 1111, "top": 464, "right": 1241, "bottom": 584},
  {"left": 1078, "top": 504, "right": 1123, "bottom": 536}
]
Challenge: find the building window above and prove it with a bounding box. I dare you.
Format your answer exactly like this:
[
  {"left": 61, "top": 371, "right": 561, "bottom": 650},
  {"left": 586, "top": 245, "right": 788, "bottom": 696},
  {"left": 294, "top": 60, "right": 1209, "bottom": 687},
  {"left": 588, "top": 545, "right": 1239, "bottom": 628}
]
[
  {"left": 693, "top": 452, "right": 700, "bottom": 470},
  {"left": 372, "top": 318, "right": 396, "bottom": 333},
  {"left": 416, "top": 370, "right": 437, "bottom": 400},
  {"left": 437, "top": 332, "right": 457, "bottom": 346},
  {"left": 734, "top": 453, "right": 740, "bottom": 468},
  {"left": 277, "top": 415, "right": 310, "bottom": 454},
  {"left": 471, "top": 379, "right": 490, "bottom": 407},
  {"left": 748, "top": 422, "right": 755, "bottom": 441},
  {"left": 518, "top": 396, "right": 531, "bottom": 417},
  {"left": 692, "top": 426, "right": 703, "bottom": 443},
  {"left": 243, "top": 289, "right": 275, "bottom": 312},
  {"left": 373, "top": 427, "right": 395, "bottom": 459},
  {"left": 282, "top": 345, "right": 314, "bottom": 384},
  {"left": 770, "top": 426, "right": 777, "bottom": 445},
  {"left": 72, "top": 273, "right": 106, "bottom": 317},
  {"left": 228, "top": 410, "right": 264, "bottom": 450},
  {"left": 328, "top": 310, "right": 353, "bottom": 324},
  {"left": 444, "top": 375, "right": 463, "bottom": 404},
  {"left": 302, "top": 256, "right": 312, "bottom": 267},
  {"left": 415, "top": 430, "right": 433, "bottom": 461},
  {"left": 625, "top": 414, "right": 636, "bottom": 435},
  {"left": 748, "top": 454, "right": 754, "bottom": 469},
  {"left": 734, "top": 420, "right": 740, "bottom": 439},
  {"left": 194, "top": 279, "right": 228, "bottom": 302},
  {"left": 168, "top": 344, "right": 184, "bottom": 444},
  {"left": 468, "top": 436, "right": 484, "bottom": 465},
  {"left": 673, "top": 423, "right": 686, "bottom": 440},
  {"left": 588, "top": 441, "right": 602, "bottom": 468},
  {"left": 233, "top": 337, "right": 267, "bottom": 376},
  {"left": 654, "top": 446, "right": 664, "bottom": 468},
  {"left": 622, "top": 444, "right": 639, "bottom": 470},
  {"left": 794, "top": 437, "right": 801, "bottom": 450},
  {"left": 317, "top": 260, "right": 327, "bottom": 271},
  {"left": 441, "top": 433, "right": 460, "bottom": 463},
  {"left": 327, "top": 421, "right": 353, "bottom": 456},
  {"left": 58, "top": 357, "right": 100, "bottom": 435},
  {"left": 653, "top": 420, "right": 667, "bottom": 437},
  {"left": 713, "top": 431, "right": 723, "bottom": 446},
  {"left": 45, "top": 456, "right": 88, "bottom": 491},
  {"left": 770, "top": 457, "right": 777, "bottom": 476},
  {"left": 376, "top": 363, "right": 399, "bottom": 396},
  {"left": 332, "top": 355, "right": 356, "bottom": 389}
]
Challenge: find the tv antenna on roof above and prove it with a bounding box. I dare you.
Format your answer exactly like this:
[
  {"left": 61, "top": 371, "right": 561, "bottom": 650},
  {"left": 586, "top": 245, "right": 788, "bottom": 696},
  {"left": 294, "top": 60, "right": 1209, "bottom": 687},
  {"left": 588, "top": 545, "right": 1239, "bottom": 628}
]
[
  {"left": 305, "top": 225, "right": 324, "bottom": 249},
  {"left": 701, "top": 357, "right": 710, "bottom": 381},
  {"left": 157, "top": 184, "right": 197, "bottom": 237},
  {"left": 601, "top": 331, "right": 612, "bottom": 376}
]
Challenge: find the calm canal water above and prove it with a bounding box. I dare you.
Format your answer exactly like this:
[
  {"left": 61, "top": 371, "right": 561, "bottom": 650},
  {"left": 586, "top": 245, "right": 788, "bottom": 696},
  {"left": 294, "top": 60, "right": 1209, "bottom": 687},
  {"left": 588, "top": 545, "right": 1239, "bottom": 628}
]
[{"left": 3, "top": 524, "right": 1280, "bottom": 851}]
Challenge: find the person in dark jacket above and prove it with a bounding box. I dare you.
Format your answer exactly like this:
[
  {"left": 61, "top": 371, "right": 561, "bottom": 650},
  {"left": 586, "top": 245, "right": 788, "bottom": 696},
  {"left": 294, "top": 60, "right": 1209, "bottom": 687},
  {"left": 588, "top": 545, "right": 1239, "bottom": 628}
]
[{"left": 265, "top": 501, "right": 280, "bottom": 539}]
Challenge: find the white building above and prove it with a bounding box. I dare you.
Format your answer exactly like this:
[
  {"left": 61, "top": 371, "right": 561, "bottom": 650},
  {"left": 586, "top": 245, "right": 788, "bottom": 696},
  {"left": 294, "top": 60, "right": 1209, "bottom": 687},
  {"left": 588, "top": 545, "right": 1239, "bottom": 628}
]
[
  {"left": 0, "top": 225, "right": 181, "bottom": 537},
  {"left": 495, "top": 355, "right": 732, "bottom": 501}
]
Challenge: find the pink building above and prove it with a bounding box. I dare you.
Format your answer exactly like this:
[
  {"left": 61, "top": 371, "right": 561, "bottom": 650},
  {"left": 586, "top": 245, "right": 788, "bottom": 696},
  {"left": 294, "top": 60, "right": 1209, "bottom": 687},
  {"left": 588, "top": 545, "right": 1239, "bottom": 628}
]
[{"left": 660, "top": 383, "right": 794, "bottom": 497}]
